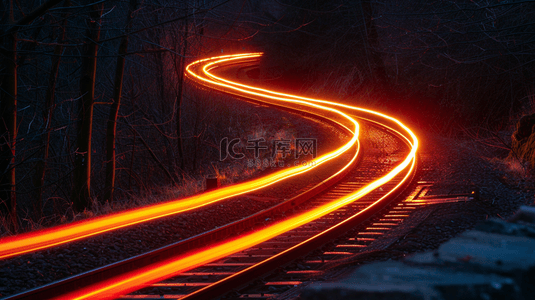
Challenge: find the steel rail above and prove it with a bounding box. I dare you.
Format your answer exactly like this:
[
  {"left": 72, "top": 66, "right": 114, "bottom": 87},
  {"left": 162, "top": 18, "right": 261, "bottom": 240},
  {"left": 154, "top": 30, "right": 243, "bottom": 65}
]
[
  {"left": 115, "top": 120, "right": 414, "bottom": 300},
  {"left": 178, "top": 121, "right": 416, "bottom": 300},
  {"left": 2, "top": 151, "right": 359, "bottom": 300}
]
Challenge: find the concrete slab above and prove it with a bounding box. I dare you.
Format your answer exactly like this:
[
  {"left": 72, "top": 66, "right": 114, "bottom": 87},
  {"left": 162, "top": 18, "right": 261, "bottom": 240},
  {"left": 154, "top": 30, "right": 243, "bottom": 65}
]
[
  {"left": 301, "top": 261, "right": 517, "bottom": 300},
  {"left": 406, "top": 230, "right": 535, "bottom": 272}
]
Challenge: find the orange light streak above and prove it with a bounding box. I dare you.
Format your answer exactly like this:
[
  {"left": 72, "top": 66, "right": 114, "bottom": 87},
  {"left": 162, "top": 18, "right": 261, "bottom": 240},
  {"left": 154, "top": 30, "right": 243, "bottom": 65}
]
[
  {"left": 0, "top": 55, "right": 360, "bottom": 260},
  {"left": 56, "top": 53, "right": 419, "bottom": 300},
  {"left": 57, "top": 157, "right": 413, "bottom": 300},
  {"left": 199, "top": 54, "right": 418, "bottom": 154}
]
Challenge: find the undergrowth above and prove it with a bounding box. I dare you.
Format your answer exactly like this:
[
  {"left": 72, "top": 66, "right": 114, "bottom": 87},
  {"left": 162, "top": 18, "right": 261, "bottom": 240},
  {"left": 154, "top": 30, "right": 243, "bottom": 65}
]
[{"left": 0, "top": 88, "right": 318, "bottom": 237}]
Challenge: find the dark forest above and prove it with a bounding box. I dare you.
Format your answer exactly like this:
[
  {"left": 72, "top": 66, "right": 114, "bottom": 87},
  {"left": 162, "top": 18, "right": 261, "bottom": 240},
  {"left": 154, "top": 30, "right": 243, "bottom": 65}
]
[{"left": 1, "top": 0, "right": 534, "bottom": 234}]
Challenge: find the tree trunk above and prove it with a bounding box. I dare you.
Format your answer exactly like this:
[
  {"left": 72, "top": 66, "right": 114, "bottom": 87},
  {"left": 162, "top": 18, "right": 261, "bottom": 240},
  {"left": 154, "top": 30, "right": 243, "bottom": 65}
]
[
  {"left": 127, "top": 83, "right": 137, "bottom": 191},
  {"left": 0, "top": 31, "right": 18, "bottom": 232},
  {"left": 34, "top": 0, "right": 70, "bottom": 219},
  {"left": 72, "top": 3, "right": 102, "bottom": 212},
  {"left": 104, "top": 0, "right": 137, "bottom": 203},
  {"left": 153, "top": 31, "right": 175, "bottom": 177},
  {"left": 175, "top": 14, "right": 188, "bottom": 171},
  {"left": 0, "top": 0, "right": 63, "bottom": 229},
  {"left": 361, "top": 0, "right": 387, "bottom": 85}
]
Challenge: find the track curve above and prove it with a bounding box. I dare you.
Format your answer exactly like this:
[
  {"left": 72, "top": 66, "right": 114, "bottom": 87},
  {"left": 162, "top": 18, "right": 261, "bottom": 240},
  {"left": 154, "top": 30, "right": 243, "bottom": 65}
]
[{"left": 3, "top": 53, "right": 418, "bottom": 300}]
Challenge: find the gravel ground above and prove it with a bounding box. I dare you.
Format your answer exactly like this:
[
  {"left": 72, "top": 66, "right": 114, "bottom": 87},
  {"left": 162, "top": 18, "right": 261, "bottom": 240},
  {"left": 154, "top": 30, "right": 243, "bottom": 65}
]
[
  {"left": 328, "top": 130, "right": 533, "bottom": 268},
  {"left": 393, "top": 132, "right": 530, "bottom": 251}
]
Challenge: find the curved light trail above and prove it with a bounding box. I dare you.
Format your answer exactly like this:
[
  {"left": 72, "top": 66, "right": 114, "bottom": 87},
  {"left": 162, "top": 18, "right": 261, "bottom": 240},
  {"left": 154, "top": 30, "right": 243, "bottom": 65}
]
[
  {"left": 54, "top": 53, "right": 419, "bottom": 300},
  {"left": 0, "top": 58, "right": 360, "bottom": 260}
]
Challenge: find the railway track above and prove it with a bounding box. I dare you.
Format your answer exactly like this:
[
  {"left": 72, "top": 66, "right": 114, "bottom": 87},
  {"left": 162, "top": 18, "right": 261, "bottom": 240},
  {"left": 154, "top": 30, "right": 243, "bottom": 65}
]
[
  {"left": 120, "top": 123, "right": 413, "bottom": 300},
  {"left": 3, "top": 53, "right": 419, "bottom": 299}
]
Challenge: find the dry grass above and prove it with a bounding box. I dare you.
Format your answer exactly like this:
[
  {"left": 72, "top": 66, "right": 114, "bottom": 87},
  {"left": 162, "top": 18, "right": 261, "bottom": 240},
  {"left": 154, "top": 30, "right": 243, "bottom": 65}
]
[
  {"left": 0, "top": 89, "right": 310, "bottom": 237},
  {"left": 504, "top": 93, "right": 535, "bottom": 177},
  {"left": 461, "top": 92, "right": 535, "bottom": 189},
  {"left": 0, "top": 177, "right": 205, "bottom": 237}
]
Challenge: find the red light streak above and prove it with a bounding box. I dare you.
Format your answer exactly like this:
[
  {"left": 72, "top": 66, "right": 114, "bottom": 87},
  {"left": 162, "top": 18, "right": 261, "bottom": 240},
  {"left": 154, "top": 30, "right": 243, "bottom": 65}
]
[
  {"left": 0, "top": 55, "right": 360, "bottom": 260},
  {"left": 55, "top": 53, "right": 418, "bottom": 299}
]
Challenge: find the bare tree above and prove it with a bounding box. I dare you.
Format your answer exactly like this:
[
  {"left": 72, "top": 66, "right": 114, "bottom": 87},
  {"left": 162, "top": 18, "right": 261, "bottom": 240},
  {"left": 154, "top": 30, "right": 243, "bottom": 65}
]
[
  {"left": 72, "top": 2, "right": 103, "bottom": 211},
  {"left": 373, "top": 0, "right": 535, "bottom": 126},
  {"left": 0, "top": 0, "right": 283, "bottom": 230},
  {"left": 175, "top": 10, "right": 188, "bottom": 171},
  {"left": 104, "top": 0, "right": 138, "bottom": 203},
  {"left": 33, "top": 0, "right": 71, "bottom": 219},
  {"left": 0, "top": 0, "right": 18, "bottom": 231},
  {"left": 1, "top": 0, "right": 64, "bottom": 231}
]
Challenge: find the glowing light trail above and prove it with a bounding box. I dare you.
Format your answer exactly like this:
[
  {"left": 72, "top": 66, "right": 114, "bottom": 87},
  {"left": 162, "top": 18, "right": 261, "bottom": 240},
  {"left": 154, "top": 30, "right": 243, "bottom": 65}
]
[
  {"left": 55, "top": 53, "right": 418, "bottom": 299},
  {"left": 0, "top": 56, "right": 360, "bottom": 260},
  {"left": 200, "top": 53, "right": 417, "bottom": 149}
]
